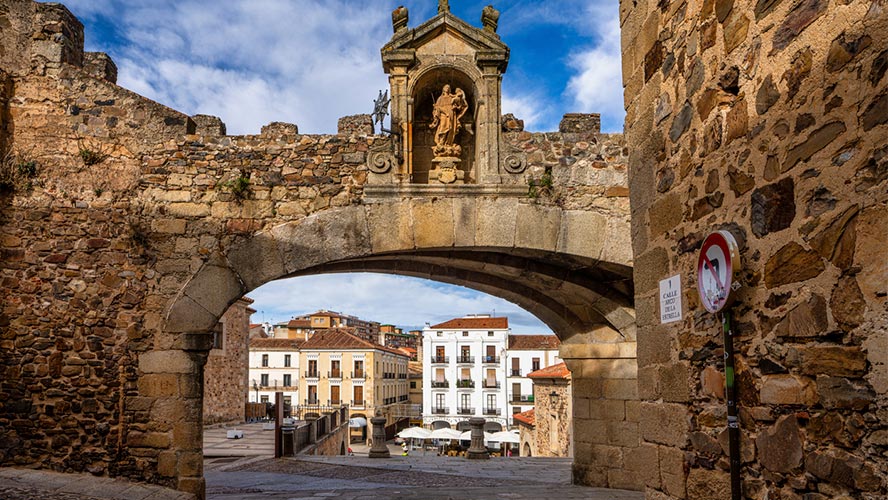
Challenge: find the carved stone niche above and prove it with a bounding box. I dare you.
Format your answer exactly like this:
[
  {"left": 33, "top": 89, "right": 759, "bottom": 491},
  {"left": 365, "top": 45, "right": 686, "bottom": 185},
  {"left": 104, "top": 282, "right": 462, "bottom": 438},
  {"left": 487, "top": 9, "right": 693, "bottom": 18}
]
[{"left": 379, "top": 5, "right": 510, "bottom": 187}]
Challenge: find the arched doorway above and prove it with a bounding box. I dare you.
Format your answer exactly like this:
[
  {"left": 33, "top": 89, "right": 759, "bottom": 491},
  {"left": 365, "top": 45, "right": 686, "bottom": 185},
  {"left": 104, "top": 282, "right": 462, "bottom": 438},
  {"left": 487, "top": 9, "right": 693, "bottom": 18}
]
[
  {"left": 523, "top": 443, "right": 532, "bottom": 457},
  {"left": 162, "top": 203, "right": 637, "bottom": 494},
  {"left": 431, "top": 421, "right": 451, "bottom": 430}
]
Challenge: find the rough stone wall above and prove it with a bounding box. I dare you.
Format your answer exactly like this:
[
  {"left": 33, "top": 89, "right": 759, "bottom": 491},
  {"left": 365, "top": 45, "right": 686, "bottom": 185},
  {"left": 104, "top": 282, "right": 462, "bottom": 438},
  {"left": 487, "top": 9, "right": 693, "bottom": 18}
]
[
  {"left": 306, "top": 422, "right": 349, "bottom": 456},
  {"left": 0, "top": 1, "right": 633, "bottom": 497},
  {"left": 531, "top": 380, "right": 572, "bottom": 458},
  {"left": 202, "top": 298, "right": 251, "bottom": 426},
  {"left": 622, "top": 0, "right": 887, "bottom": 497}
]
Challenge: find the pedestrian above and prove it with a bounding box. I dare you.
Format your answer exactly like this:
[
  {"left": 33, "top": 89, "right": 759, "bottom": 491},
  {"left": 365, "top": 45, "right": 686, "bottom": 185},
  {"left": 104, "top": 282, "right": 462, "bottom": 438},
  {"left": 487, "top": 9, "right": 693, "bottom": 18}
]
[
  {"left": 347, "top": 446, "right": 354, "bottom": 456},
  {"left": 401, "top": 442, "right": 409, "bottom": 457}
]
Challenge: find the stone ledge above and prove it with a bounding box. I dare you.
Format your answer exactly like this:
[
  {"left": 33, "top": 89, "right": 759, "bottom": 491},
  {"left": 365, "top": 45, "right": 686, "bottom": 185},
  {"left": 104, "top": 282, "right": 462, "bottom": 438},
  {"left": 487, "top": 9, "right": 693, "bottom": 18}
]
[{"left": 363, "top": 184, "right": 528, "bottom": 201}]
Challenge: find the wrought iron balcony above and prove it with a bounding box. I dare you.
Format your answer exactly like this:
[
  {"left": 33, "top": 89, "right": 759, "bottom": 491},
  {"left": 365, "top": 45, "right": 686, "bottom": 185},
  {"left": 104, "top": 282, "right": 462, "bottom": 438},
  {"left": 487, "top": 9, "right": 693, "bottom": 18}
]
[
  {"left": 351, "top": 399, "right": 365, "bottom": 408},
  {"left": 482, "top": 381, "right": 501, "bottom": 389},
  {"left": 351, "top": 370, "right": 365, "bottom": 379},
  {"left": 328, "top": 370, "right": 342, "bottom": 379},
  {"left": 456, "top": 356, "right": 475, "bottom": 364},
  {"left": 510, "top": 369, "right": 521, "bottom": 376},
  {"left": 431, "top": 356, "right": 449, "bottom": 364},
  {"left": 484, "top": 408, "right": 501, "bottom": 416},
  {"left": 431, "top": 380, "right": 450, "bottom": 388},
  {"left": 432, "top": 407, "right": 448, "bottom": 415},
  {"left": 458, "top": 407, "right": 475, "bottom": 415},
  {"left": 511, "top": 394, "right": 534, "bottom": 403},
  {"left": 482, "top": 356, "right": 500, "bottom": 364},
  {"left": 456, "top": 379, "right": 475, "bottom": 388},
  {"left": 304, "top": 371, "right": 319, "bottom": 378}
]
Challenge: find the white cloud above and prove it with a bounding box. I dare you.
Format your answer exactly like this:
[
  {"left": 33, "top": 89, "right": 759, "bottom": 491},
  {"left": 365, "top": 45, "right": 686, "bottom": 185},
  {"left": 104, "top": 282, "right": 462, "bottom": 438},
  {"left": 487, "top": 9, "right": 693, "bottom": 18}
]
[
  {"left": 247, "top": 274, "right": 552, "bottom": 335},
  {"left": 564, "top": 4, "right": 625, "bottom": 132},
  {"left": 501, "top": 92, "right": 543, "bottom": 130}
]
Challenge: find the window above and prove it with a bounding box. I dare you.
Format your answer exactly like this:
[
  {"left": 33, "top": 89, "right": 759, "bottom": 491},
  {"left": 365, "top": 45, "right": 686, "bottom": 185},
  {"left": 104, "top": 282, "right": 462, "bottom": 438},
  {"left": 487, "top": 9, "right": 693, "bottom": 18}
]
[
  {"left": 212, "top": 323, "right": 224, "bottom": 349},
  {"left": 436, "top": 331, "right": 443, "bottom": 336},
  {"left": 308, "top": 359, "right": 318, "bottom": 377},
  {"left": 284, "top": 354, "right": 291, "bottom": 367},
  {"left": 461, "top": 393, "right": 471, "bottom": 409},
  {"left": 331, "top": 360, "right": 341, "bottom": 378},
  {"left": 532, "top": 357, "right": 540, "bottom": 371},
  {"left": 488, "top": 331, "right": 494, "bottom": 336},
  {"left": 410, "top": 381, "right": 416, "bottom": 389},
  {"left": 308, "top": 385, "right": 318, "bottom": 404},
  {"left": 261, "top": 395, "right": 269, "bottom": 403},
  {"left": 462, "top": 331, "right": 468, "bottom": 337},
  {"left": 260, "top": 374, "right": 269, "bottom": 386},
  {"left": 283, "top": 396, "right": 291, "bottom": 406},
  {"left": 283, "top": 374, "right": 292, "bottom": 387},
  {"left": 486, "top": 394, "right": 497, "bottom": 409},
  {"left": 261, "top": 354, "right": 269, "bottom": 367},
  {"left": 512, "top": 406, "right": 521, "bottom": 414},
  {"left": 435, "top": 393, "right": 445, "bottom": 409}
]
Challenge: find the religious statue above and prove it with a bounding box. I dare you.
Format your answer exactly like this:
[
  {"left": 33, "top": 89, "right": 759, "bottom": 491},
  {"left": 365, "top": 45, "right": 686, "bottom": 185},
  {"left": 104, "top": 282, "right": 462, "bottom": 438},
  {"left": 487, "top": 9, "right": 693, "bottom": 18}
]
[{"left": 430, "top": 84, "right": 468, "bottom": 158}]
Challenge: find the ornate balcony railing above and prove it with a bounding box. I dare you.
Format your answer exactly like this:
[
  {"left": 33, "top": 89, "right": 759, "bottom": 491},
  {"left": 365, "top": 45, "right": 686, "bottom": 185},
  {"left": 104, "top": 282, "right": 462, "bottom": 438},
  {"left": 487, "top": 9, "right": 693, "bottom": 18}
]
[{"left": 456, "top": 379, "right": 475, "bottom": 388}]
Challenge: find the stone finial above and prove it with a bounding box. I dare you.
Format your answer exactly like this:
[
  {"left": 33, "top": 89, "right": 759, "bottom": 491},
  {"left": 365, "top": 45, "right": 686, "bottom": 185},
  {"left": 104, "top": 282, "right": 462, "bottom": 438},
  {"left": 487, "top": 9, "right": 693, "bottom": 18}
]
[
  {"left": 392, "top": 6, "right": 408, "bottom": 33},
  {"left": 438, "top": 0, "right": 450, "bottom": 14},
  {"left": 481, "top": 5, "right": 500, "bottom": 33}
]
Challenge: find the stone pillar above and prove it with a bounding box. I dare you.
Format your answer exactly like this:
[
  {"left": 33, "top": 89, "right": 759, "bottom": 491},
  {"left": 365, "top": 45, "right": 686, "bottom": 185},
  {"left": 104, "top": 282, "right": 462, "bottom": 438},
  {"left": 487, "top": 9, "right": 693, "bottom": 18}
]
[
  {"left": 466, "top": 417, "right": 489, "bottom": 459},
  {"left": 368, "top": 416, "right": 390, "bottom": 458},
  {"left": 560, "top": 337, "right": 644, "bottom": 491},
  {"left": 138, "top": 332, "right": 213, "bottom": 499}
]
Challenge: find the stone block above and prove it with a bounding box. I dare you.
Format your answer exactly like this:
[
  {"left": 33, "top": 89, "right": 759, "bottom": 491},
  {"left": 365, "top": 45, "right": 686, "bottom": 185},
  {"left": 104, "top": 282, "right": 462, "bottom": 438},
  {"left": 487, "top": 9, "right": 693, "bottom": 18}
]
[
  {"left": 164, "top": 295, "right": 219, "bottom": 334},
  {"left": 633, "top": 248, "right": 669, "bottom": 295},
  {"left": 557, "top": 210, "right": 607, "bottom": 260},
  {"left": 138, "top": 374, "right": 179, "bottom": 397},
  {"left": 315, "top": 207, "right": 371, "bottom": 263},
  {"left": 140, "top": 351, "right": 195, "bottom": 374},
  {"left": 756, "top": 414, "right": 803, "bottom": 473},
  {"left": 366, "top": 202, "right": 414, "bottom": 253},
  {"left": 166, "top": 203, "right": 210, "bottom": 218},
  {"left": 817, "top": 376, "right": 874, "bottom": 410},
  {"left": 127, "top": 431, "right": 170, "bottom": 449},
  {"left": 515, "top": 204, "right": 561, "bottom": 252},
  {"left": 764, "top": 242, "right": 825, "bottom": 288},
  {"left": 760, "top": 375, "right": 817, "bottom": 405},
  {"left": 451, "top": 197, "right": 477, "bottom": 247},
  {"left": 624, "top": 443, "right": 659, "bottom": 487},
  {"left": 687, "top": 468, "right": 731, "bottom": 499},
  {"left": 659, "top": 362, "right": 690, "bottom": 403},
  {"left": 575, "top": 418, "right": 609, "bottom": 445},
  {"left": 272, "top": 218, "right": 328, "bottom": 275},
  {"left": 475, "top": 198, "right": 518, "bottom": 248},
  {"left": 798, "top": 346, "right": 867, "bottom": 377},
  {"left": 604, "top": 378, "right": 639, "bottom": 400},
  {"left": 181, "top": 254, "right": 245, "bottom": 320},
  {"left": 411, "top": 198, "right": 454, "bottom": 249},
  {"left": 151, "top": 218, "right": 186, "bottom": 234},
  {"left": 640, "top": 402, "right": 688, "bottom": 447},
  {"left": 226, "top": 231, "right": 286, "bottom": 292},
  {"left": 607, "top": 420, "right": 639, "bottom": 447},
  {"left": 157, "top": 451, "right": 177, "bottom": 477}
]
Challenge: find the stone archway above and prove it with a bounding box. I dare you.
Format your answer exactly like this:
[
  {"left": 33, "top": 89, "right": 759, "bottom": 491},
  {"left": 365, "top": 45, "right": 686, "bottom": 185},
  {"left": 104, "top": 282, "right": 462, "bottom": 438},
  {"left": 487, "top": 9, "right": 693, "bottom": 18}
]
[{"left": 157, "top": 201, "right": 639, "bottom": 494}]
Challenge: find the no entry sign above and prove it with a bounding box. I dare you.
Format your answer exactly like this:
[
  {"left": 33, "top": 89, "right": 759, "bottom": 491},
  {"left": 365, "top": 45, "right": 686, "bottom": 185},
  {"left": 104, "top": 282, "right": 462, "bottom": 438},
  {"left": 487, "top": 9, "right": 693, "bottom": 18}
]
[{"left": 696, "top": 230, "right": 740, "bottom": 313}]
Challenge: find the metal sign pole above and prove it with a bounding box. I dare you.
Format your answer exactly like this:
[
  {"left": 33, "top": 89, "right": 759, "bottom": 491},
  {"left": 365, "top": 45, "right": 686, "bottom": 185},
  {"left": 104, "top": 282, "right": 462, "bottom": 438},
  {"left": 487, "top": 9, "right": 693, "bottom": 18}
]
[{"left": 721, "top": 311, "right": 741, "bottom": 500}]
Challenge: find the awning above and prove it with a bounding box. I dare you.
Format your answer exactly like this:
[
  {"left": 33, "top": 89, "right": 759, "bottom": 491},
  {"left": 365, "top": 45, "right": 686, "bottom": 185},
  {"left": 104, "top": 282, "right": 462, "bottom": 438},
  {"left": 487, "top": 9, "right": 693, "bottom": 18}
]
[
  {"left": 397, "top": 427, "right": 431, "bottom": 439},
  {"left": 490, "top": 430, "right": 521, "bottom": 444}
]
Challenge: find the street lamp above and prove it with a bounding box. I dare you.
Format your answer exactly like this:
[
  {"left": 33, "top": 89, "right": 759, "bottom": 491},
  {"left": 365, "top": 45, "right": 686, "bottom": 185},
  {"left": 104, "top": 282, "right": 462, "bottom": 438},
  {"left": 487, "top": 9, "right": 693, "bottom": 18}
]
[{"left": 253, "top": 381, "right": 259, "bottom": 403}]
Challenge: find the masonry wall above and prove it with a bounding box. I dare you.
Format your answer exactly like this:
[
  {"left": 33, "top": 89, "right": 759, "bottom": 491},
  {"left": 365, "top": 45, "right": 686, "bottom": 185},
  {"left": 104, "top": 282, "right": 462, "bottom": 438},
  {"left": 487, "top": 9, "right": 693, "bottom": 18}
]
[
  {"left": 532, "top": 379, "right": 572, "bottom": 458},
  {"left": 622, "top": 0, "right": 887, "bottom": 497},
  {"left": 0, "top": 3, "right": 635, "bottom": 497},
  {"left": 202, "top": 299, "right": 252, "bottom": 426}
]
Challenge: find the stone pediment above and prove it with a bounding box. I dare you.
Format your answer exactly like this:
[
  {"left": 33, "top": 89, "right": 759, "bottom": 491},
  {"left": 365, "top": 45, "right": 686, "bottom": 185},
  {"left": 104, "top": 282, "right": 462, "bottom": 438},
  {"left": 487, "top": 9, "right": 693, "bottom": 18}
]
[{"left": 382, "top": 13, "right": 509, "bottom": 73}]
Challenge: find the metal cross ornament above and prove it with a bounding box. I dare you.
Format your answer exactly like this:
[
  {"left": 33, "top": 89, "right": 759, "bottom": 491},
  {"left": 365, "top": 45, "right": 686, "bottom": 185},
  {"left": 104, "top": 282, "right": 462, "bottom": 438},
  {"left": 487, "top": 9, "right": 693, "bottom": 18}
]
[{"left": 372, "top": 90, "right": 391, "bottom": 131}]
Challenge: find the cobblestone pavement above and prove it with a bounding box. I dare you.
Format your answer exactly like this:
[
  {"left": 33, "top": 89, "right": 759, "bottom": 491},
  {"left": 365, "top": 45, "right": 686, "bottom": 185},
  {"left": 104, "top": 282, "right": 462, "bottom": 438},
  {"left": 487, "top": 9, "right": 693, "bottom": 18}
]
[
  {"left": 0, "top": 468, "right": 193, "bottom": 500},
  {"left": 205, "top": 455, "right": 645, "bottom": 500}
]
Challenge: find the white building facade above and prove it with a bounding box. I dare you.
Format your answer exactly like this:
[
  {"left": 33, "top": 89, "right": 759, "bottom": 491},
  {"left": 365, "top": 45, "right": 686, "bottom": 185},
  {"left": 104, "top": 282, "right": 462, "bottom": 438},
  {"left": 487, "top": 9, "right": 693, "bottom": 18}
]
[
  {"left": 422, "top": 315, "right": 510, "bottom": 431},
  {"left": 505, "top": 335, "right": 561, "bottom": 421},
  {"left": 247, "top": 338, "right": 303, "bottom": 408}
]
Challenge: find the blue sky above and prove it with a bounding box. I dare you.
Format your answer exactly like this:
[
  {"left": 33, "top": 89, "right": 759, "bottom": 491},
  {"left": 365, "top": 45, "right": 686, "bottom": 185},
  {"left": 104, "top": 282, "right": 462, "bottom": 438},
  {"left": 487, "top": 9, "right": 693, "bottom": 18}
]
[{"left": 59, "top": 0, "right": 624, "bottom": 333}]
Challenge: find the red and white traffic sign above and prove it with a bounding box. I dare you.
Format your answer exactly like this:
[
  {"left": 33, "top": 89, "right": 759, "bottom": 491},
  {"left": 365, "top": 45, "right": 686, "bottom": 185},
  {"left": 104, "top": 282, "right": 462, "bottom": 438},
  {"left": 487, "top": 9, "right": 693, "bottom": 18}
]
[{"left": 697, "top": 230, "right": 741, "bottom": 314}]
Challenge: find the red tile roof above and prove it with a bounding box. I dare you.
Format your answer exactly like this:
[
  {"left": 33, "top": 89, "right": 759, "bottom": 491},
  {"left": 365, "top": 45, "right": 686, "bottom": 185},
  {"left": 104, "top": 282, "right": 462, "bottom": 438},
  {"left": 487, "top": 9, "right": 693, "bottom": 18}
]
[
  {"left": 508, "top": 335, "right": 560, "bottom": 350},
  {"left": 430, "top": 317, "right": 508, "bottom": 329},
  {"left": 300, "top": 328, "right": 409, "bottom": 357},
  {"left": 249, "top": 338, "right": 304, "bottom": 350},
  {"left": 513, "top": 408, "right": 535, "bottom": 427},
  {"left": 527, "top": 362, "right": 571, "bottom": 380},
  {"left": 287, "top": 319, "right": 311, "bottom": 328}
]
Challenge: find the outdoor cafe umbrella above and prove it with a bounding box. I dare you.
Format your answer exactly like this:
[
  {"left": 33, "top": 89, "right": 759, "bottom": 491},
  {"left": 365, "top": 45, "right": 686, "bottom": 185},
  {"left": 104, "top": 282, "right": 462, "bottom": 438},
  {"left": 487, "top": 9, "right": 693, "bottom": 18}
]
[
  {"left": 489, "top": 430, "right": 521, "bottom": 444},
  {"left": 429, "top": 427, "right": 462, "bottom": 440},
  {"left": 397, "top": 427, "right": 432, "bottom": 440},
  {"left": 458, "top": 430, "right": 495, "bottom": 444}
]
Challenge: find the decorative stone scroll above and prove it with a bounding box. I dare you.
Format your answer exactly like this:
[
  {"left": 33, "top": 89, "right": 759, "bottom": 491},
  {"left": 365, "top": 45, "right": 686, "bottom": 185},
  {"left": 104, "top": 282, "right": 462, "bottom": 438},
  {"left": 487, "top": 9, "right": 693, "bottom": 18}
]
[
  {"left": 368, "top": 150, "right": 394, "bottom": 174},
  {"left": 502, "top": 153, "right": 527, "bottom": 174}
]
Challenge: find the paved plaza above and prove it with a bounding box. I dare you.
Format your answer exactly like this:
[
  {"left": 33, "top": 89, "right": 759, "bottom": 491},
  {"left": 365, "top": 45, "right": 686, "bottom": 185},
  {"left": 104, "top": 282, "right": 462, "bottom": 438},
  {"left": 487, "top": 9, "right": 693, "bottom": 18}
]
[{"left": 0, "top": 423, "right": 644, "bottom": 500}]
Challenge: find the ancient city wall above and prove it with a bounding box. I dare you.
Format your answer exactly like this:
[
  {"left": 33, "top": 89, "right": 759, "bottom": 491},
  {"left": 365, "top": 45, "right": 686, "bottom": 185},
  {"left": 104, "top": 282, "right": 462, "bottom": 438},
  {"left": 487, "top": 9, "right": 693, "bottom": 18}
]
[
  {"left": 0, "top": 2, "right": 635, "bottom": 497},
  {"left": 622, "top": 0, "right": 887, "bottom": 497},
  {"left": 202, "top": 298, "right": 252, "bottom": 426}
]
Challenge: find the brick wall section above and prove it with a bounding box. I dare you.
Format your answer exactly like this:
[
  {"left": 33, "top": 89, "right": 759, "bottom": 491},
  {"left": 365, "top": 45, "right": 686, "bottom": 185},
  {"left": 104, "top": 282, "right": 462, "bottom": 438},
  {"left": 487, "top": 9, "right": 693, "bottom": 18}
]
[
  {"left": 622, "top": 0, "right": 887, "bottom": 497},
  {"left": 202, "top": 298, "right": 252, "bottom": 426}
]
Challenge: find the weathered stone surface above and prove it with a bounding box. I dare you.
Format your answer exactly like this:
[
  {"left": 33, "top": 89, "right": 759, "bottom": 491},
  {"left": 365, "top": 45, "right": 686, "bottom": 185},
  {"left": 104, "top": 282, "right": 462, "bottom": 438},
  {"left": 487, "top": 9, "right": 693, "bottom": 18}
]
[
  {"left": 805, "top": 449, "right": 883, "bottom": 491},
  {"left": 784, "top": 121, "right": 847, "bottom": 171},
  {"left": 799, "top": 347, "right": 867, "bottom": 379},
  {"left": 809, "top": 205, "right": 858, "bottom": 270},
  {"left": 771, "top": 0, "right": 828, "bottom": 52},
  {"left": 817, "top": 376, "right": 874, "bottom": 410},
  {"left": 751, "top": 178, "right": 795, "bottom": 238},
  {"left": 640, "top": 402, "right": 689, "bottom": 447},
  {"left": 783, "top": 48, "right": 812, "bottom": 100},
  {"left": 756, "top": 414, "right": 803, "bottom": 473},
  {"left": 723, "top": 11, "right": 750, "bottom": 54},
  {"left": 774, "top": 294, "right": 829, "bottom": 338},
  {"left": 826, "top": 33, "right": 872, "bottom": 72},
  {"left": 669, "top": 102, "right": 694, "bottom": 143},
  {"left": 687, "top": 468, "right": 731, "bottom": 499},
  {"left": 764, "top": 242, "right": 825, "bottom": 288},
  {"left": 756, "top": 75, "right": 780, "bottom": 114},
  {"left": 861, "top": 91, "right": 888, "bottom": 131},
  {"left": 760, "top": 375, "right": 817, "bottom": 405},
  {"left": 830, "top": 275, "right": 866, "bottom": 331}
]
